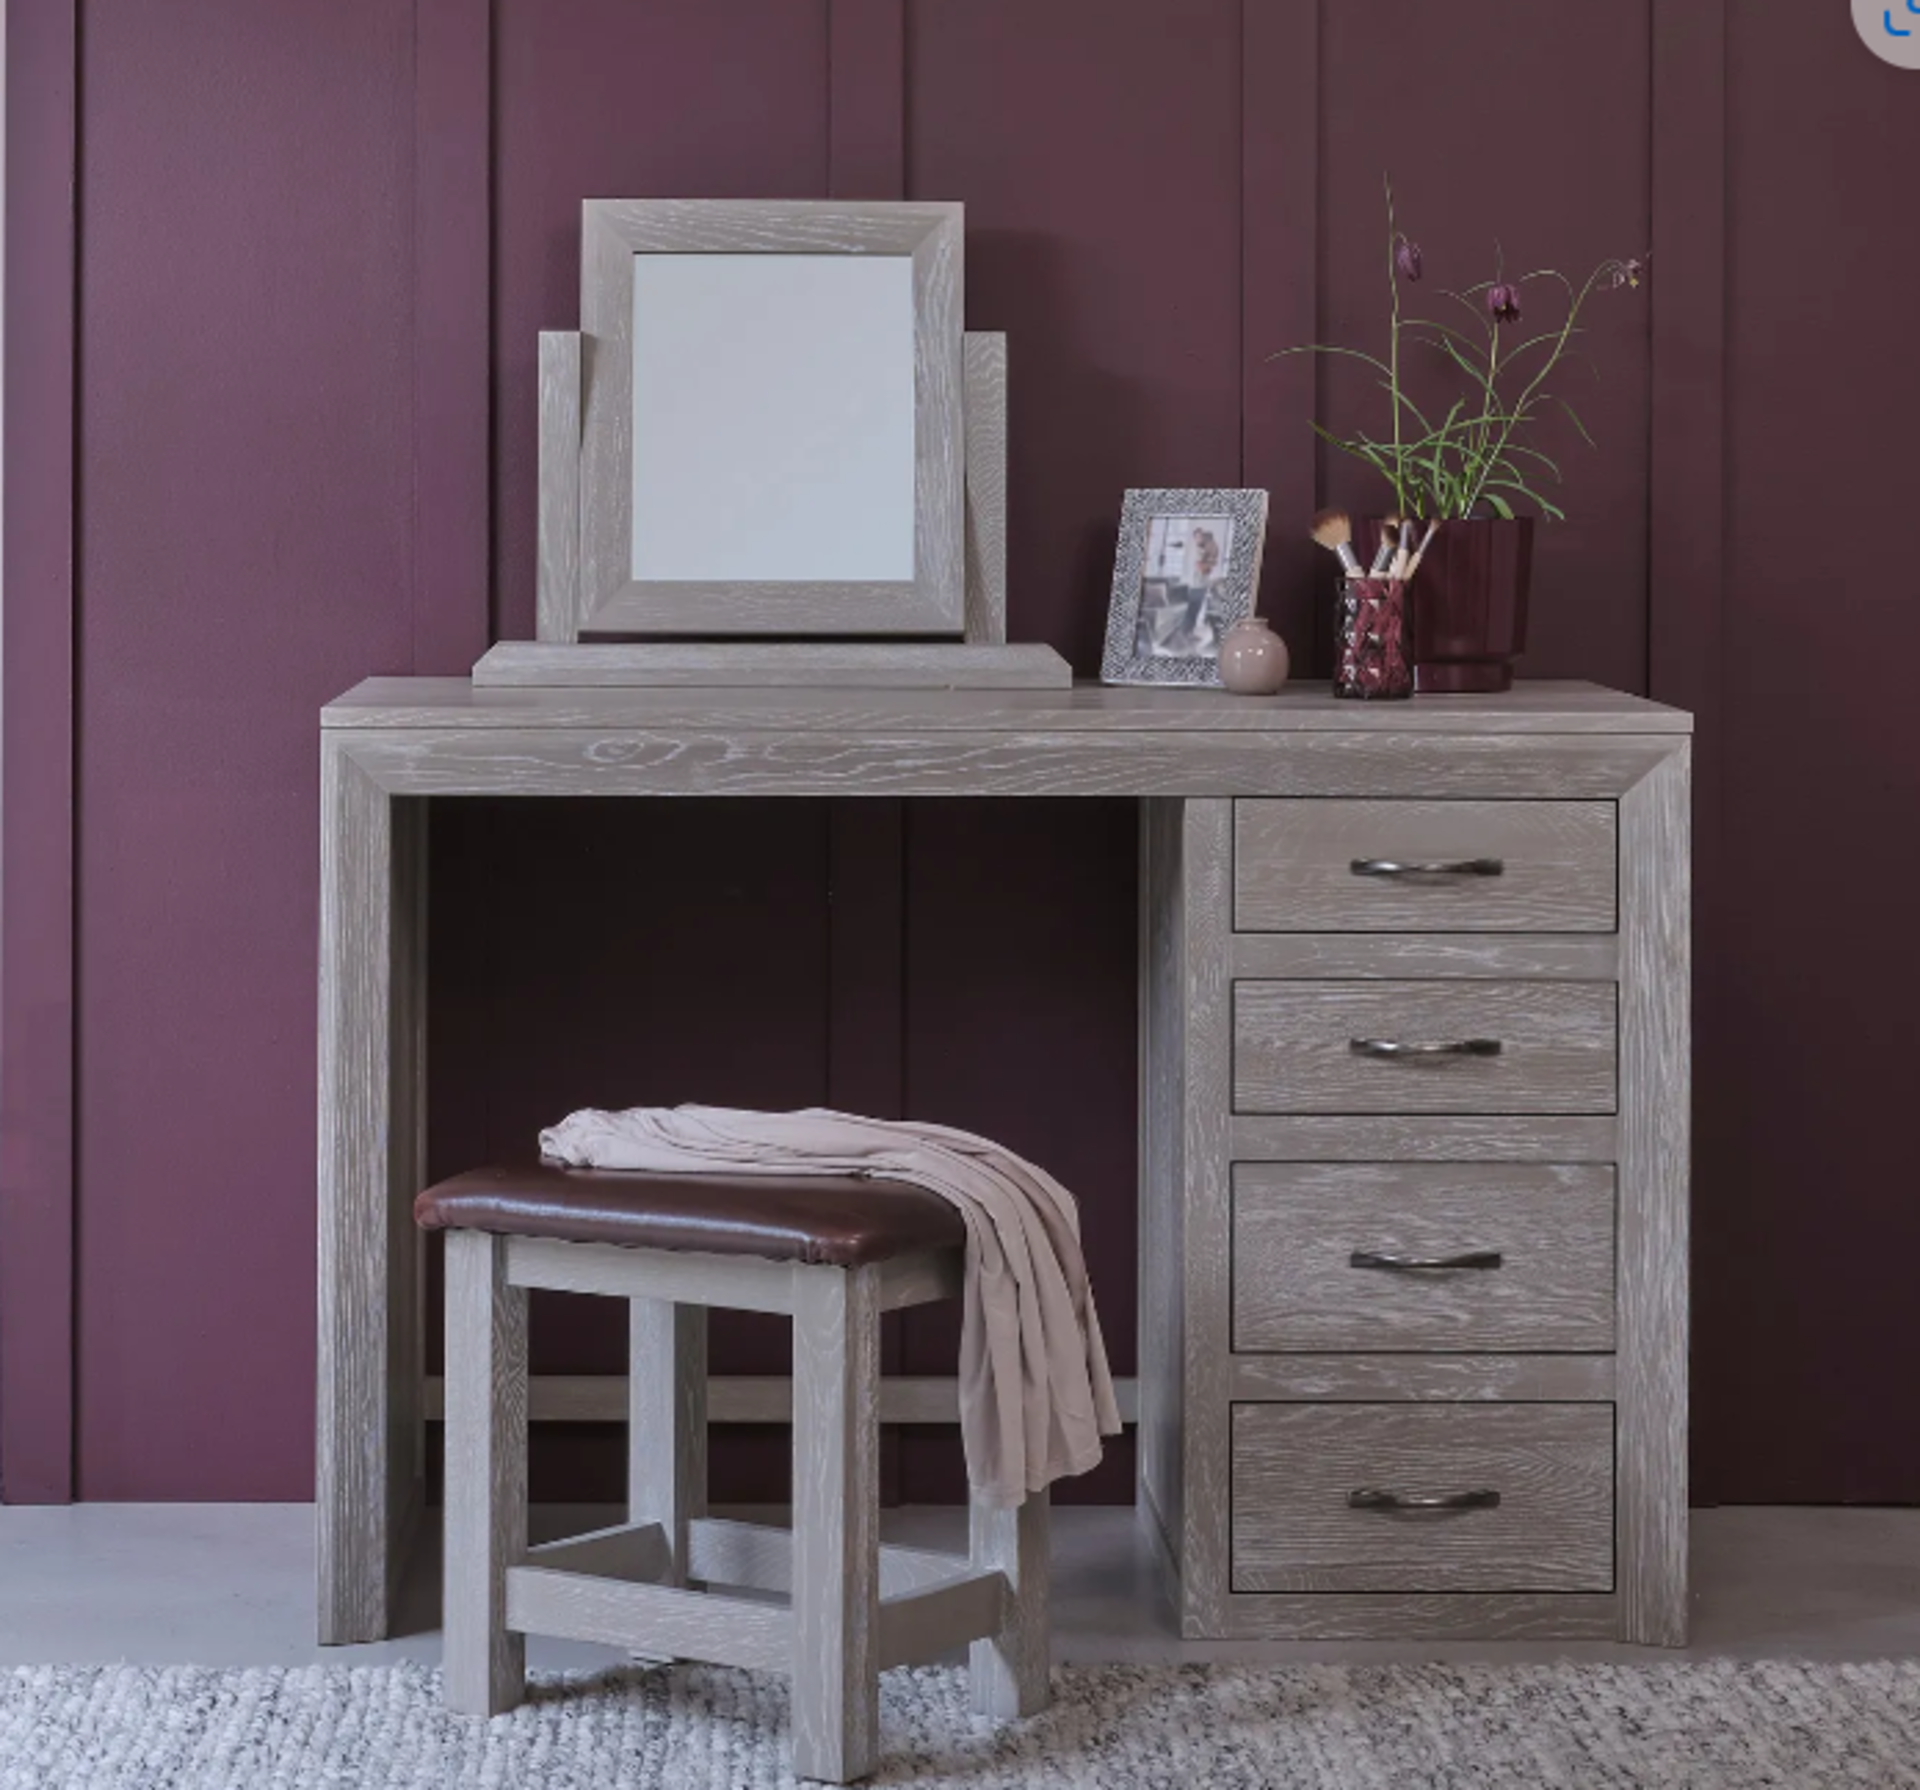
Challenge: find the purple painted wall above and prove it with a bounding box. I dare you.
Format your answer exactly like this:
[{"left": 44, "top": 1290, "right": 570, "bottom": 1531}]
[{"left": 5, "top": 0, "right": 1919, "bottom": 1504}]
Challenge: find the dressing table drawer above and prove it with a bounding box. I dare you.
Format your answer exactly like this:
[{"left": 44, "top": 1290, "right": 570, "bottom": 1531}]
[
  {"left": 1232, "top": 980, "right": 1617, "bottom": 1114},
  {"left": 1229, "top": 1403, "right": 1615, "bottom": 1594},
  {"left": 1233, "top": 799, "right": 1616, "bottom": 933},
  {"left": 1231, "top": 1162, "right": 1616, "bottom": 1353}
]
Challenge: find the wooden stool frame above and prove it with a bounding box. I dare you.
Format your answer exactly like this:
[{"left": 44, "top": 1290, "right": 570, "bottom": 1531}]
[{"left": 442, "top": 1226, "right": 1049, "bottom": 1784}]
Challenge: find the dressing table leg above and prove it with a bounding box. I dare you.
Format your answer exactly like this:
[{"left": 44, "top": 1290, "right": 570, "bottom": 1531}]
[{"left": 317, "top": 753, "right": 426, "bottom": 1645}]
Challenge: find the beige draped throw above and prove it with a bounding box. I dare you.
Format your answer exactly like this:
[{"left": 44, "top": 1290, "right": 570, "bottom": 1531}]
[{"left": 537, "top": 1105, "right": 1121, "bottom": 1507}]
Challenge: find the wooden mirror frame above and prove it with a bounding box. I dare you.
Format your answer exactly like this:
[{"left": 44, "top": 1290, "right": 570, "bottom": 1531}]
[{"left": 568, "top": 199, "right": 966, "bottom": 639}]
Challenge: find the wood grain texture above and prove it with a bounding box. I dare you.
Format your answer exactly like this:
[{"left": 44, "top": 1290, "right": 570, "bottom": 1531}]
[
  {"left": 1233, "top": 799, "right": 1617, "bottom": 933},
  {"left": 386, "top": 798, "right": 429, "bottom": 1586},
  {"left": 1230, "top": 933, "right": 1620, "bottom": 983},
  {"left": 686, "top": 1516, "right": 969, "bottom": 1598},
  {"left": 577, "top": 199, "right": 964, "bottom": 638},
  {"left": 878, "top": 1567, "right": 1008, "bottom": 1671},
  {"left": 1136, "top": 800, "right": 1187, "bottom": 1564},
  {"left": 472, "top": 642, "right": 1071, "bottom": 689},
  {"left": 1176, "top": 799, "right": 1234, "bottom": 1634},
  {"left": 316, "top": 743, "right": 397, "bottom": 1643},
  {"left": 629, "top": 1299, "right": 706, "bottom": 1585},
  {"left": 526, "top": 1519, "right": 669, "bottom": 1584},
  {"left": 1230, "top": 1114, "right": 1620, "bottom": 1163},
  {"left": 424, "top": 1371, "right": 1141, "bottom": 1426},
  {"left": 441, "top": 1230, "right": 528, "bottom": 1716},
  {"left": 1228, "top": 1354, "right": 1616, "bottom": 1404},
  {"left": 1233, "top": 981, "right": 1619, "bottom": 1116},
  {"left": 963, "top": 332, "right": 1008, "bottom": 644},
  {"left": 1229, "top": 1403, "right": 1614, "bottom": 1594},
  {"left": 968, "top": 1492, "right": 1049, "bottom": 1717},
  {"left": 790, "top": 1264, "right": 881, "bottom": 1784},
  {"left": 535, "top": 331, "right": 583, "bottom": 643},
  {"left": 1231, "top": 1163, "right": 1616, "bottom": 1354},
  {"left": 505, "top": 1235, "right": 799, "bottom": 1315},
  {"left": 1196, "top": 1590, "right": 1621, "bottom": 1643},
  {"left": 1616, "top": 742, "right": 1691, "bottom": 1644},
  {"left": 337, "top": 729, "right": 1683, "bottom": 804},
  {"left": 504, "top": 1568, "right": 793, "bottom": 1672},
  {"left": 323, "top": 678, "right": 1692, "bottom": 732}
]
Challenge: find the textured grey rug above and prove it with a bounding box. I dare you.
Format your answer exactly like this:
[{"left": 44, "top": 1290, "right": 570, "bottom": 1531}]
[{"left": 3, "top": 1658, "right": 1917, "bottom": 1787}]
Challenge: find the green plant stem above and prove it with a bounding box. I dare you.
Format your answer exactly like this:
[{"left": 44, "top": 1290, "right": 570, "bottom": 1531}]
[{"left": 1461, "top": 265, "right": 1607, "bottom": 516}]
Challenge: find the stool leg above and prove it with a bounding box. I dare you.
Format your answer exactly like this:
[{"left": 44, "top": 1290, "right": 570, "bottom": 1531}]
[
  {"left": 629, "top": 1298, "right": 707, "bottom": 1584},
  {"left": 969, "top": 1488, "right": 1050, "bottom": 1718},
  {"left": 442, "top": 1229, "right": 528, "bottom": 1716},
  {"left": 790, "top": 1264, "right": 881, "bottom": 1785}
]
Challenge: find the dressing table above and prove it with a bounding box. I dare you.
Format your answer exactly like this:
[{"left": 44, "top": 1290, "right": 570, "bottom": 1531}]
[{"left": 317, "top": 677, "right": 1690, "bottom": 1648}]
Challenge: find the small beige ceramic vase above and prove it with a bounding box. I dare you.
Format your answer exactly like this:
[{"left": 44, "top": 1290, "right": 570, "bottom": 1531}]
[{"left": 1217, "top": 615, "right": 1291, "bottom": 695}]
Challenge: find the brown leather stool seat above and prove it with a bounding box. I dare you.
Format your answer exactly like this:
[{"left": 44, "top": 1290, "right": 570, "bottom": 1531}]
[{"left": 415, "top": 1162, "right": 966, "bottom": 1268}]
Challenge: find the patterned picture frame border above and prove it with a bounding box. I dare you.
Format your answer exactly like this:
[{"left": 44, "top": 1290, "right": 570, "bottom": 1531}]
[{"left": 1100, "top": 487, "right": 1271, "bottom": 687}]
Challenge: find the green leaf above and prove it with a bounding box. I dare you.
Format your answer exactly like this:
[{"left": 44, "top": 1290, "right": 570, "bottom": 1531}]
[
  {"left": 1556, "top": 398, "right": 1597, "bottom": 447},
  {"left": 1482, "top": 491, "right": 1516, "bottom": 521},
  {"left": 1269, "top": 343, "right": 1395, "bottom": 378}
]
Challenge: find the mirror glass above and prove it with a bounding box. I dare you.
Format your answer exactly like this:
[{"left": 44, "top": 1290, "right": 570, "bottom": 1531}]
[{"left": 629, "top": 254, "right": 917, "bottom": 584}]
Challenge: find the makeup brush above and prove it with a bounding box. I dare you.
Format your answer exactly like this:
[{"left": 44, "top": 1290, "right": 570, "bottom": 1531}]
[
  {"left": 1405, "top": 518, "right": 1442, "bottom": 579},
  {"left": 1310, "top": 508, "right": 1366, "bottom": 579},
  {"left": 1369, "top": 518, "right": 1401, "bottom": 577},
  {"left": 1389, "top": 517, "right": 1416, "bottom": 581}
]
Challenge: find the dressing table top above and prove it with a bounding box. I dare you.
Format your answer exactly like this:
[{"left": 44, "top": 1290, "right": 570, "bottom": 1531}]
[{"left": 324, "top": 678, "right": 1691, "bottom": 735}]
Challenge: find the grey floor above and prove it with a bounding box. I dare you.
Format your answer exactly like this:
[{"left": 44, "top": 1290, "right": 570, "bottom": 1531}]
[{"left": 1, "top": 1504, "right": 1917, "bottom": 1671}]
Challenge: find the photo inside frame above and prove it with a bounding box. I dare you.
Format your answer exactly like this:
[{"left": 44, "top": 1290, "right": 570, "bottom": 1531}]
[{"left": 1134, "top": 514, "right": 1234, "bottom": 659}]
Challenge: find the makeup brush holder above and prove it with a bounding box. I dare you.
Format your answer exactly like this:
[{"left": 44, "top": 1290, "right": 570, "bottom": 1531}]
[{"left": 1335, "top": 576, "right": 1414, "bottom": 699}]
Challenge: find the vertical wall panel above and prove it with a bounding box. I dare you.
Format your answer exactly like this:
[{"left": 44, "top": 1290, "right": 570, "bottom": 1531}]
[
  {"left": 1706, "top": 9, "right": 1920, "bottom": 1502},
  {"left": 23, "top": 0, "right": 1918, "bottom": 1509},
  {"left": 490, "top": 0, "right": 830, "bottom": 645},
  {"left": 1318, "top": 0, "right": 1653, "bottom": 693},
  {"left": 906, "top": 0, "right": 1244, "bottom": 671},
  {"left": 75, "top": 0, "right": 416, "bottom": 1496},
  {"left": 1648, "top": 0, "right": 1726, "bottom": 1499},
  {"left": 1, "top": 0, "right": 79, "bottom": 1503},
  {"left": 1241, "top": 0, "right": 1323, "bottom": 666}
]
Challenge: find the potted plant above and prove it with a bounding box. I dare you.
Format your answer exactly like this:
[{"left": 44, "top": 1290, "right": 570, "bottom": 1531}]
[{"left": 1283, "top": 185, "right": 1646, "bottom": 692}]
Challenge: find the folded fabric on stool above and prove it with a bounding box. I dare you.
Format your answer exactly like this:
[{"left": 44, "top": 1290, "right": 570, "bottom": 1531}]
[{"left": 538, "top": 1104, "right": 1122, "bottom": 1506}]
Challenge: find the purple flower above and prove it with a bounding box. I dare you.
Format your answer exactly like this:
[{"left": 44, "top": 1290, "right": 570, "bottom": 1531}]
[
  {"left": 1609, "top": 254, "right": 1650, "bottom": 290},
  {"left": 1395, "top": 236, "right": 1423, "bottom": 282},
  {"left": 1487, "top": 283, "right": 1522, "bottom": 324}
]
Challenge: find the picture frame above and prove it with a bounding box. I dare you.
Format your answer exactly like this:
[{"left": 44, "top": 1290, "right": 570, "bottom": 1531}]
[
  {"left": 575, "top": 199, "right": 967, "bottom": 638},
  {"left": 1100, "top": 488, "right": 1271, "bottom": 686}
]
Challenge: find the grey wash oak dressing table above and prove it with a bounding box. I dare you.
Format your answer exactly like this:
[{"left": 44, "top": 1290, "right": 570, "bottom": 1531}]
[{"left": 318, "top": 677, "right": 1690, "bottom": 1649}]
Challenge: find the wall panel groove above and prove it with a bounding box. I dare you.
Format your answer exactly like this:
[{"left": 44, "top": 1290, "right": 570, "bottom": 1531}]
[
  {"left": 412, "top": 0, "right": 494, "bottom": 671},
  {"left": 0, "top": 0, "right": 80, "bottom": 1503}
]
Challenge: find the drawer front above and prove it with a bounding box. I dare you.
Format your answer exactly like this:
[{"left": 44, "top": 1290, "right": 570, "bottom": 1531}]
[
  {"left": 1232, "top": 1163, "right": 1616, "bottom": 1353},
  {"left": 1234, "top": 799, "right": 1616, "bottom": 933},
  {"left": 1233, "top": 980, "right": 1617, "bottom": 1114},
  {"left": 1230, "top": 1403, "right": 1614, "bottom": 1593}
]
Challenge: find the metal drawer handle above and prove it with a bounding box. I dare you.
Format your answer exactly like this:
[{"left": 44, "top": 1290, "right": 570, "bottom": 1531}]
[
  {"left": 1348, "top": 1037, "right": 1503, "bottom": 1060},
  {"left": 1349, "top": 1249, "right": 1503, "bottom": 1272},
  {"left": 1348, "top": 1487, "right": 1502, "bottom": 1513},
  {"left": 1350, "top": 857, "right": 1505, "bottom": 878}
]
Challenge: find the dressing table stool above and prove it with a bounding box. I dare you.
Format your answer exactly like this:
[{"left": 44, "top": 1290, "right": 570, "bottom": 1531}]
[{"left": 416, "top": 1163, "right": 1049, "bottom": 1785}]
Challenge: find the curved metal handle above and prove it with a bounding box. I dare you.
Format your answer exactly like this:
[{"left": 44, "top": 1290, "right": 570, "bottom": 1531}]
[
  {"left": 1348, "top": 1037, "right": 1503, "bottom": 1060},
  {"left": 1347, "top": 1487, "right": 1502, "bottom": 1513},
  {"left": 1350, "top": 857, "right": 1505, "bottom": 878},
  {"left": 1349, "top": 1249, "right": 1503, "bottom": 1272}
]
